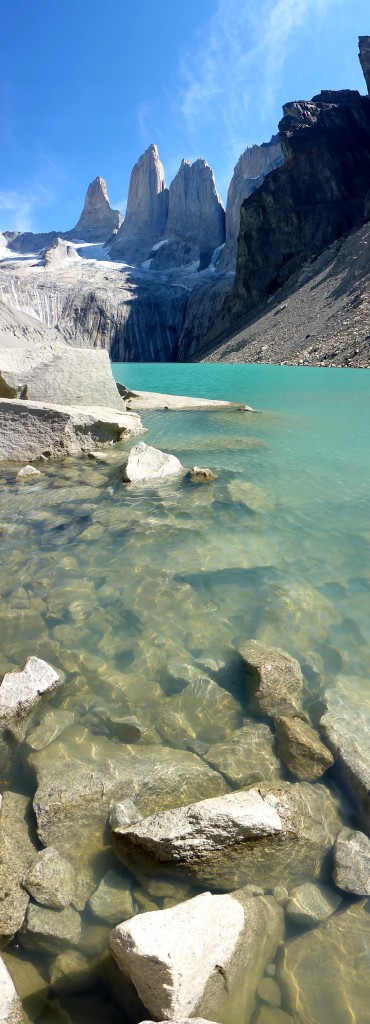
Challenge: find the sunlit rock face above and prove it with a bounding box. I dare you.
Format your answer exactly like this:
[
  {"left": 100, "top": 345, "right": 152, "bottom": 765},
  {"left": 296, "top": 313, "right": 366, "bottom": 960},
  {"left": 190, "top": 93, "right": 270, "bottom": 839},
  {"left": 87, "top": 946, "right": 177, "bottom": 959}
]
[
  {"left": 151, "top": 158, "right": 225, "bottom": 270},
  {"left": 112, "top": 782, "right": 342, "bottom": 892},
  {"left": 110, "top": 145, "right": 169, "bottom": 263},
  {"left": 217, "top": 136, "right": 284, "bottom": 272},
  {"left": 70, "top": 177, "right": 123, "bottom": 243}
]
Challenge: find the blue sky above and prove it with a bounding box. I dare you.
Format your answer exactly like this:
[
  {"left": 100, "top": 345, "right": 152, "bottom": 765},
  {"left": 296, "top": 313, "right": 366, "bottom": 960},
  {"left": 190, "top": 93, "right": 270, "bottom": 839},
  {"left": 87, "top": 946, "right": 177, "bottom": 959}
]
[{"left": 1, "top": 0, "right": 368, "bottom": 232}]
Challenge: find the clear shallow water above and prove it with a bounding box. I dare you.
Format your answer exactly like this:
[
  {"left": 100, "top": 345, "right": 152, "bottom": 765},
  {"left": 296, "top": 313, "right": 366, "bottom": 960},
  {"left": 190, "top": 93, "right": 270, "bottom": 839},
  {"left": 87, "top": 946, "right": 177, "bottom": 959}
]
[{"left": 0, "top": 363, "right": 370, "bottom": 1022}]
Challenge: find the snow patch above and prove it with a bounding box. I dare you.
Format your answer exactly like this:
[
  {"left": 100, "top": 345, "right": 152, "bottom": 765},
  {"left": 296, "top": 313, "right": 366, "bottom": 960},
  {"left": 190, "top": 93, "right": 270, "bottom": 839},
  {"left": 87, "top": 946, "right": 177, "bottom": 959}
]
[{"left": 151, "top": 239, "right": 169, "bottom": 252}]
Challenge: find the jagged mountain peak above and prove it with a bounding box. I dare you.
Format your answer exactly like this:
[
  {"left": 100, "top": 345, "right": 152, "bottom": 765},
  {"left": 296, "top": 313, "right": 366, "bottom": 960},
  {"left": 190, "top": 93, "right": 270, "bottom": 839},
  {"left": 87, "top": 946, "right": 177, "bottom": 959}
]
[
  {"left": 84, "top": 176, "right": 110, "bottom": 204},
  {"left": 72, "top": 175, "right": 122, "bottom": 243},
  {"left": 109, "top": 144, "right": 169, "bottom": 263},
  {"left": 217, "top": 134, "right": 284, "bottom": 272}
]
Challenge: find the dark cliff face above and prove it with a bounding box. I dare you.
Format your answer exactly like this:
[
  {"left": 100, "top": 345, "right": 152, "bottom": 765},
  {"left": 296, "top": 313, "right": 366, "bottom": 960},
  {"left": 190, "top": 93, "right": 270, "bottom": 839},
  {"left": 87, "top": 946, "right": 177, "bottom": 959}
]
[
  {"left": 210, "top": 87, "right": 370, "bottom": 336},
  {"left": 359, "top": 36, "right": 370, "bottom": 95}
]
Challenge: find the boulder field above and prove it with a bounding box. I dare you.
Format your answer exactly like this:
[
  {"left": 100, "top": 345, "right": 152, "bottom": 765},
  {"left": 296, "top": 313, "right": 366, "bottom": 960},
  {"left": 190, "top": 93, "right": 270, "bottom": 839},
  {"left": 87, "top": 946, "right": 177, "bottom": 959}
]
[{"left": 1, "top": 631, "right": 370, "bottom": 1022}]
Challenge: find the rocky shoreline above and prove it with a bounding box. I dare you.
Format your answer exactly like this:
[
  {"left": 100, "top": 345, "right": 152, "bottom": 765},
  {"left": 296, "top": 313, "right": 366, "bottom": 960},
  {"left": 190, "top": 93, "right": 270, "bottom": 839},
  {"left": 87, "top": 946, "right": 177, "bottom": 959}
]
[{"left": 0, "top": 343, "right": 369, "bottom": 1023}]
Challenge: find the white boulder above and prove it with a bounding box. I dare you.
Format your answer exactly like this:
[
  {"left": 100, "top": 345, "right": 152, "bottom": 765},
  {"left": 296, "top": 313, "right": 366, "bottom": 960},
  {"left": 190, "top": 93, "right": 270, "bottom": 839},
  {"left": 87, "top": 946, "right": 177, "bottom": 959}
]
[
  {"left": 16, "top": 465, "right": 41, "bottom": 478},
  {"left": 110, "top": 889, "right": 283, "bottom": 1022},
  {"left": 0, "top": 657, "right": 60, "bottom": 724},
  {"left": 122, "top": 442, "right": 183, "bottom": 483}
]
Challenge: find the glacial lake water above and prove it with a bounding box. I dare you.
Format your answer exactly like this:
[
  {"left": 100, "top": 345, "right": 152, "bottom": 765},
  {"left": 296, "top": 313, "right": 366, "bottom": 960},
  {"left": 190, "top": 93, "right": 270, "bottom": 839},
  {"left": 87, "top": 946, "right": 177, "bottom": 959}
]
[{"left": 0, "top": 362, "right": 370, "bottom": 1022}]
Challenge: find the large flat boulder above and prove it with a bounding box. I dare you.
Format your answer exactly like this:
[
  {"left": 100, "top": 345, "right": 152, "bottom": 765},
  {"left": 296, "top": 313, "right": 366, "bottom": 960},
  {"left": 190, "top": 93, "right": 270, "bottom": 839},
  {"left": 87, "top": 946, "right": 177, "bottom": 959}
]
[
  {"left": 0, "top": 956, "right": 23, "bottom": 1024},
  {"left": 0, "top": 343, "right": 124, "bottom": 410},
  {"left": 279, "top": 900, "right": 370, "bottom": 1023},
  {"left": 32, "top": 741, "right": 227, "bottom": 869},
  {"left": 110, "top": 889, "right": 283, "bottom": 1023},
  {"left": 0, "top": 397, "right": 144, "bottom": 461},
  {"left": 112, "top": 782, "right": 341, "bottom": 891},
  {"left": 319, "top": 691, "right": 370, "bottom": 832},
  {"left": 0, "top": 793, "right": 38, "bottom": 943}
]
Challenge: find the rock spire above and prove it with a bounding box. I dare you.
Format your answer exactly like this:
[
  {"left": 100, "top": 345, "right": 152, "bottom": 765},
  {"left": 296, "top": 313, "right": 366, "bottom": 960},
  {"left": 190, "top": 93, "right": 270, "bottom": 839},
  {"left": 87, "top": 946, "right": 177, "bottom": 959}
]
[
  {"left": 72, "top": 177, "right": 123, "bottom": 243},
  {"left": 217, "top": 136, "right": 284, "bottom": 272},
  {"left": 164, "top": 158, "right": 225, "bottom": 265},
  {"left": 110, "top": 145, "right": 169, "bottom": 263}
]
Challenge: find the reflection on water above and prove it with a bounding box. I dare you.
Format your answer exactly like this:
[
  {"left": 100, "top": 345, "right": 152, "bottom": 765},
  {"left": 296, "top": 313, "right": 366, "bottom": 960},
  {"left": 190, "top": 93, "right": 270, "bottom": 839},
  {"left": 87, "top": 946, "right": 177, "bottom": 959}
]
[{"left": 0, "top": 365, "right": 370, "bottom": 1022}]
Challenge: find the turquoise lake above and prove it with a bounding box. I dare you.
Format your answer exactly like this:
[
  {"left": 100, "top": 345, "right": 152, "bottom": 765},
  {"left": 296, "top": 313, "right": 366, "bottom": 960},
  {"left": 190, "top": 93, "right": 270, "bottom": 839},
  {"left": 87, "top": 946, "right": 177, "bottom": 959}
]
[{"left": 0, "top": 362, "right": 369, "bottom": 1022}]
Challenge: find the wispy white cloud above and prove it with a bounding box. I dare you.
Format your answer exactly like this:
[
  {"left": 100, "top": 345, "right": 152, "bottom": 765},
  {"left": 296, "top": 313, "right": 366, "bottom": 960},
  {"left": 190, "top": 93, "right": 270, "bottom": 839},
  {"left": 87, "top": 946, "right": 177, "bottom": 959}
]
[
  {"left": 0, "top": 181, "right": 57, "bottom": 233},
  {"left": 0, "top": 189, "right": 35, "bottom": 232},
  {"left": 178, "top": 0, "right": 344, "bottom": 193}
]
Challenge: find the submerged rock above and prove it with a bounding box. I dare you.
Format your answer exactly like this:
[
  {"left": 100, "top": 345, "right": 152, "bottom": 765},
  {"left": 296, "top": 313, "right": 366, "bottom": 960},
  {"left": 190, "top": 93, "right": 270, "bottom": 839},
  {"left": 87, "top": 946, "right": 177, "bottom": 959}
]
[
  {"left": 32, "top": 743, "right": 227, "bottom": 868},
  {"left": 279, "top": 900, "right": 370, "bottom": 1023},
  {"left": 319, "top": 690, "right": 370, "bottom": 832},
  {"left": 23, "top": 847, "right": 76, "bottom": 908},
  {"left": 88, "top": 870, "right": 134, "bottom": 925},
  {"left": 19, "top": 903, "right": 81, "bottom": 954},
  {"left": 239, "top": 641, "right": 304, "bottom": 718},
  {"left": 112, "top": 782, "right": 341, "bottom": 891},
  {"left": 0, "top": 793, "right": 38, "bottom": 943},
  {"left": 333, "top": 827, "right": 370, "bottom": 895},
  {"left": 227, "top": 479, "right": 275, "bottom": 513},
  {"left": 25, "top": 709, "right": 74, "bottom": 751},
  {"left": 122, "top": 442, "right": 183, "bottom": 483},
  {"left": 203, "top": 722, "right": 281, "bottom": 787},
  {"left": 256, "top": 977, "right": 282, "bottom": 1007},
  {"left": 16, "top": 464, "right": 41, "bottom": 479},
  {"left": 274, "top": 716, "right": 333, "bottom": 781},
  {"left": 108, "top": 799, "right": 142, "bottom": 830},
  {"left": 285, "top": 882, "right": 341, "bottom": 926},
  {"left": 0, "top": 955, "right": 23, "bottom": 1024},
  {"left": 110, "top": 889, "right": 283, "bottom": 1023},
  {"left": 1, "top": 951, "right": 49, "bottom": 1021},
  {"left": 253, "top": 1011, "right": 294, "bottom": 1024},
  {"left": 187, "top": 467, "right": 218, "bottom": 483},
  {"left": 49, "top": 950, "right": 95, "bottom": 995},
  {"left": 0, "top": 657, "right": 60, "bottom": 726},
  {"left": 157, "top": 676, "right": 242, "bottom": 748}
]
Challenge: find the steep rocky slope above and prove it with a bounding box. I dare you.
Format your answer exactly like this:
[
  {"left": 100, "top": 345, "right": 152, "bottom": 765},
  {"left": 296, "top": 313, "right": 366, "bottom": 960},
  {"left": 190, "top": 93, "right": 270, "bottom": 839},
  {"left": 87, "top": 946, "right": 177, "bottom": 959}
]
[
  {"left": 190, "top": 221, "right": 370, "bottom": 367},
  {"left": 0, "top": 247, "right": 191, "bottom": 360},
  {"left": 195, "top": 38, "right": 370, "bottom": 366}
]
